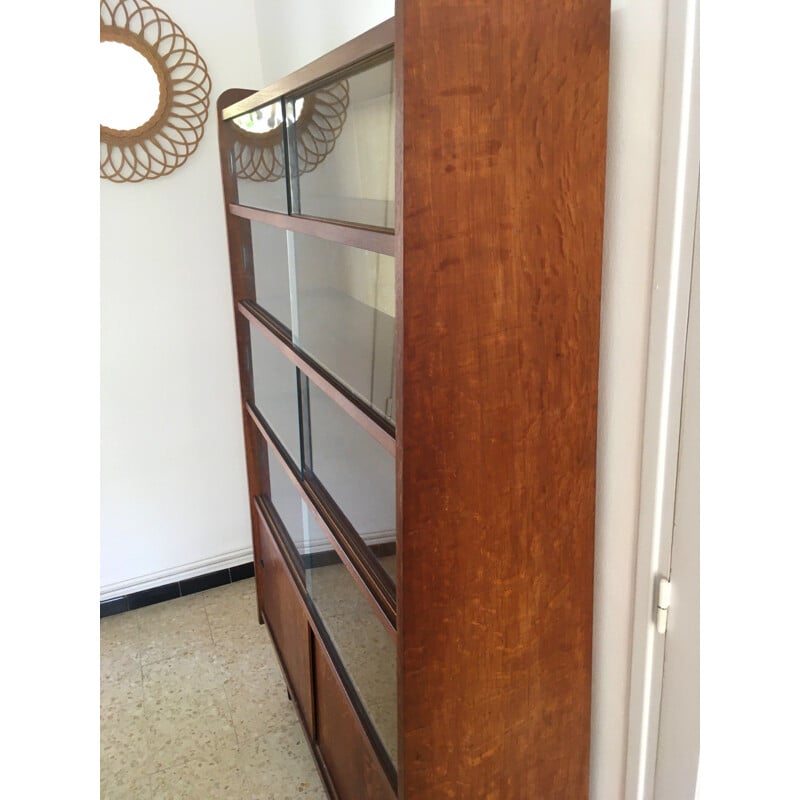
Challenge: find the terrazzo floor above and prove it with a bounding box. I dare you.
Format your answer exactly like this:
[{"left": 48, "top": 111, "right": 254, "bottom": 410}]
[{"left": 100, "top": 578, "right": 327, "bottom": 800}]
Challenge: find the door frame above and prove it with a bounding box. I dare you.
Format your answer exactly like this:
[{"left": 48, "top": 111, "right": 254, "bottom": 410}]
[{"left": 624, "top": 0, "right": 699, "bottom": 797}]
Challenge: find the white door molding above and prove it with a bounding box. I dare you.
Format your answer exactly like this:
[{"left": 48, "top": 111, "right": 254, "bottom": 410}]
[{"left": 624, "top": 0, "right": 699, "bottom": 797}]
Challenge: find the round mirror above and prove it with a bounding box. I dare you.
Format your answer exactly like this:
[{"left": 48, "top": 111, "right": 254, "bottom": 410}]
[
  {"left": 99, "top": 40, "right": 161, "bottom": 132},
  {"left": 100, "top": 0, "right": 211, "bottom": 182}
]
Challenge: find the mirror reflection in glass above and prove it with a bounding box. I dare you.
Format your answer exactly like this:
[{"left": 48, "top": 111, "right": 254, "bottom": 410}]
[{"left": 288, "top": 55, "right": 395, "bottom": 228}]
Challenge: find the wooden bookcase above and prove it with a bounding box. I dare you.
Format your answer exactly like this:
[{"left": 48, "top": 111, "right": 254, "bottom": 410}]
[{"left": 217, "top": 2, "right": 610, "bottom": 797}]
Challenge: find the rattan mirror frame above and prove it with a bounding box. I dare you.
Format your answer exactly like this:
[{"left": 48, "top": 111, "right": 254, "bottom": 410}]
[{"left": 100, "top": 0, "right": 211, "bottom": 182}]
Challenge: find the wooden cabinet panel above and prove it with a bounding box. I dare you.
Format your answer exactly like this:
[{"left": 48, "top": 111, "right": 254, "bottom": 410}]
[
  {"left": 255, "top": 515, "right": 314, "bottom": 731},
  {"left": 314, "top": 637, "right": 395, "bottom": 800},
  {"left": 398, "top": 0, "right": 608, "bottom": 795}
]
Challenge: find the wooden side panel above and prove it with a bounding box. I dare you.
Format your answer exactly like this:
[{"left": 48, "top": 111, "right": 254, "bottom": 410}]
[
  {"left": 315, "top": 638, "right": 396, "bottom": 800},
  {"left": 256, "top": 516, "right": 314, "bottom": 730},
  {"left": 398, "top": 1, "right": 610, "bottom": 798},
  {"left": 217, "top": 89, "right": 268, "bottom": 625}
]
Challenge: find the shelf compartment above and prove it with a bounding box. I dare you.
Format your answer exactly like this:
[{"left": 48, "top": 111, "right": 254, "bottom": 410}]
[
  {"left": 256, "top": 491, "right": 397, "bottom": 772},
  {"left": 260, "top": 441, "right": 309, "bottom": 583},
  {"left": 245, "top": 216, "right": 293, "bottom": 331},
  {"left": 304, "top": 379, "right": 396, "bottom": 557},
  {"left": 308, "top": 548, "right": 398, "bottom": 769},
  {"left": 248, "top": 319, "right": 302, "bottom": 469},
  {"left": 255, "top": 494, "right": 397, "bottom": 792},
  {"left": 287, "top": 51, "right": 396, "bottom": 229},
  {"left": 292, "top": 230, "right": 396, "bottom": 423},
  {"left": 240, "top": 300, "right": 395, "bottom": 456},
  {"left": 227, "top": 97, "right": 290, "bottom": 214},
  {"left": 230, "top": 204, "right": 394, "bottom": 257},
  {"left": 242, "top": 221, "right": 396, "bottom": 423},
  {"left": 250, "top": 405, "right": 396, "bottom": 633}
]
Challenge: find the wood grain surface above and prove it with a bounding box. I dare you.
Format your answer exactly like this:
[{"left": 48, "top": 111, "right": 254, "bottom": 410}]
[
  {"left": 256, "top": 514, "right": 314, "bottom": 730},
  {"left": 397, "top": 0, "right": 610, "bottom": 797}
]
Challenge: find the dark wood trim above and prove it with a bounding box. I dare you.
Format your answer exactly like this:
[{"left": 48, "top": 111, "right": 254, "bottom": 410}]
[
  {"left": 393, "top": 0, "right": 406, "bottom": 794},
  {"left": 217, "top": 87, "right": 271, "bottom": 629},
  {"left": 229, "top": 204, "right": 395, "bottom": 256},
  {"left": 307, "top": 620, "right": 318, "bottom": 741},
  {"left": 248, "top": 403, "right": 397, "bottom": 637},
  {"left": 239, "top": 300, "right": 397, "bottom": 456},
  {"left": 221, "top": 18, "right": 395, "bottom": 120}
]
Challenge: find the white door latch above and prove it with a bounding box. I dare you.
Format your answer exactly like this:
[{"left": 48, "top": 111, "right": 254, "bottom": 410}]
[{"left": 656, "top": 577, "right": 672, "bottom": 634}]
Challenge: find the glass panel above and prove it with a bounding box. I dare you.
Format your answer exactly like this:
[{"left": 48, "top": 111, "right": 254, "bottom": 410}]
[
  {"left": 307, "top": 381, "right": 396, "bottom": 552},
  {"left": 291, "top": 232, "right": 395, "bottom": 421},
  {"left": 307, "top": 548, "right": 397, "bottom": 765},
  {"left": 250, "top": 221, "right": 292, "bottom": 331},
  {"left": 288, "top": 55, "right": 395, "bottom": 228},
  {"left": 264, "top": 447, "right": 309, "bottom": 569},
  {"left": 249, "top": 323, "right": 301, "bottom": 468},
  {"left": 229, "top": 99, "right": 289, "bottom": 213}
]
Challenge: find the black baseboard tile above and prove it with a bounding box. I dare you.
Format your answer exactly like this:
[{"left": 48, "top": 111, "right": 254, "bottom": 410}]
[
  {"left": 180, "top": 569, "right": 231, "bottom": 596},
  {"left": 230, "top": 561, "right": 255, "bottom": 582},
  {"left": 302, "top": 543, "right": 395, "bottom": 572},
  {"left": 100, "top": 560, "right": 255, "bottom": 618},
  {"left": 128, "top": 582, "right": 181, "bottom": 610},
  {"left": 100, "top": 596, "right": 130, "bottom": 618}
]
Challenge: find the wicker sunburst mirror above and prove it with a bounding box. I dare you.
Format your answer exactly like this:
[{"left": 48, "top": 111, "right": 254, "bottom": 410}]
[{"left": 100, "top": 0, "right": 211, "bottom": 182}]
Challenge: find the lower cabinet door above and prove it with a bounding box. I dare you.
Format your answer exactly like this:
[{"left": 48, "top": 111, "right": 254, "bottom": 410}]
[
  {"left": 255, "top": 515, "right": 314, "bottom": 731},
  {"left": 314, "top": 637, "right": 396, "bottom": 800}
]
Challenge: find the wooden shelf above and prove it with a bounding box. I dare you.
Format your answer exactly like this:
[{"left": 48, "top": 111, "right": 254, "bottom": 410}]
[
  {"left": 239, "top": 300, "right": 396, "bottom": 455},
  {"left": 229, "top": 204, "right": 395, "bottom": 256},
  {"left": 248, "top": 404, "right": 397, "bottom": 634}
]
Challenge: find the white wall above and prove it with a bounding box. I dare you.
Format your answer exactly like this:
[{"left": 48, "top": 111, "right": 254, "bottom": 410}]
[
  {"left": 100, "top": 0, "right": 395, "bottom": 600},
  {"left": 253, "top": 0, "right": 394, "bottom": 86},
  {"left": 100, "top": 0, "right": 265, "bottom": 598}
]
